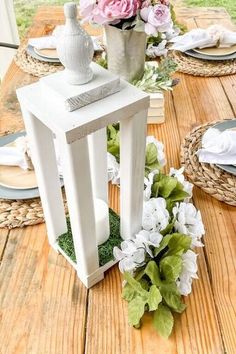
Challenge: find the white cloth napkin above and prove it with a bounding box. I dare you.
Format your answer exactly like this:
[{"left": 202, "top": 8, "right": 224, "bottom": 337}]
[
  {"left": 197, "top": 127, "right": 236, "bottom": 165},
  {"left": 28, "top": 25, "right": 103, "bottom": 51},
  {"left": 0, "top": 136, "right": 33, "bottom": 170},
  {"left": 170, "top": 25, "right": 236, "bottom": 52}
]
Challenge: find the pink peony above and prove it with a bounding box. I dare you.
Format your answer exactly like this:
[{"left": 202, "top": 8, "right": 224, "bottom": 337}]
[
  {"left": 141, "top": 4, "right": 172, "bottom": 35},
  {"left": 89, "top": 0, "right": 141, "bottom": 25}
]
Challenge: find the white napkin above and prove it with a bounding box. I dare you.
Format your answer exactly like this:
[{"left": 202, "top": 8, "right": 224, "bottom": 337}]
[
  {"left": 28, "top": 25, "right": 103, "bottom": 51},
  {"left": 170, "top": 25, "right": 236, "bottom": 52},
  {"left": 197, "top": 127, "right": 236, "bottom": 165},
  {"left": 0, "top": 136, "right": 33, "bottom": 170}
]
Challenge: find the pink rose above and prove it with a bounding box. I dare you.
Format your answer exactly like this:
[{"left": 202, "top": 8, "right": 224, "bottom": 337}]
[
  {"left": 141, "top": 4, "right": 172, "bottom": 35},
  {"left": 92, "top": 0, "right": 141, "bottom": 25},
  {"left": 80, "top": 0, "right": 96, "bottom": 21}
]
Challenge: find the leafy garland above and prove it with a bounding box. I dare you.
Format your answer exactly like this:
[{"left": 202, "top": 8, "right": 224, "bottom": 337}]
[
  {"left": 96, "top": 57, "right": 178, "bottom": 92},
  {"left": 108, "top": 130, "right": 205, "bottom": 338}
]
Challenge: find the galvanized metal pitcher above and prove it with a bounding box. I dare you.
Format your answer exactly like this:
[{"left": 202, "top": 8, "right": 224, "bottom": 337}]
[{"left": 104, "top": 25, "right": 147, "bottom": 83}]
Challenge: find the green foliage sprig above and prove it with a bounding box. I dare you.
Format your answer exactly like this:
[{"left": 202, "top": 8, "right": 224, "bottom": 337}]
[
  {"left": 132, "top": 59, "right": 178, "bottom": 92},
  {"left": 123, "top": 231, "right": 192, "bottom": 338}
]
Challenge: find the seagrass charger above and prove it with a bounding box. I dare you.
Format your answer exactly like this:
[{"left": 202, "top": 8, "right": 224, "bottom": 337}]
[{"left": 180, "top": 120, "right": 236, "bottom": 206}]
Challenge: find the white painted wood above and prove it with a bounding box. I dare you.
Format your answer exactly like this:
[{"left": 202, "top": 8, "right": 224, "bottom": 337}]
[
  {"left": 150, "top": 92, "right": 164, "bottom": 108},
  {"left": 120, "top": 110, "right": 148, "bottom": 240},
  {"left": 16, "top": 81, "right": 150, "bottom": 143},
  {"left": 88, "top": 128, "right": 108, "bottom": 203},
  {"left": 148, "top": 115, "right": 165, "bottom": 124},
  {"left": 40, "top": 63, "right": 120, "bottom": 112},
  {"left": 19, "top": 105, "right": 67, "bottom": 246},
  {"left": 0, "top": 0, "right": 19, "bottom": 79},
  {"left": 57, "top": 2, "right": 94, "bottom": 85},
  {"left": 17, "top": 76, "right": 150, "bottom": 288},
  {"left": 57, "top": 135, "right": 99, "bottom": 277}
]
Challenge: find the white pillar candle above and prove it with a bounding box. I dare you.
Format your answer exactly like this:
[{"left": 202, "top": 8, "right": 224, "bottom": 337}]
[{"left": 94, "top": 198, "right": 110, "bottom": 245}]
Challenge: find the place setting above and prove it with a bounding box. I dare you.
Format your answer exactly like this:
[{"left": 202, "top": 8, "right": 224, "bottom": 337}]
[
  {"left": 169, "top": 25, "right": 236, "bottom": 76},
  {"left": 14, "top": 25, "right": 104, "bottom": 77},
  {"left": 181, "top": 118, "right": 236, "bottom": 206}
]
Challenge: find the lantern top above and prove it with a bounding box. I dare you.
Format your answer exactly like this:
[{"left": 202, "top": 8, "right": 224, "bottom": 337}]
[{"left": 16, "top": 63, "right": 150, "bottom": 144}]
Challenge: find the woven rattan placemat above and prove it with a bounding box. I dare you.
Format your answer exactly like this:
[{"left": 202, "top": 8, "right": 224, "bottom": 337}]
[
  {"left": 180, "top": 120, "right": 236, "bottom": 206},
  {"left": 0, "top": 194, "right": 68, "bottom": 229},
  {"left": 171, "top": 51, "right": 236, "bottom": 77},
  {"left": 14, "top": 44, "right": 63, "bottom": 77}
]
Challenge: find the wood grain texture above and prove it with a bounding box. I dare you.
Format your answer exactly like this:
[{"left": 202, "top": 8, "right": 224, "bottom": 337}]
[
  {"left": 0, "top": 225, "right": 87, "bottom": 354},
  {"left": 0, "top": 6, "right": 235, "bottom": 354},
  {"left": 0, "top": 229, "right": 9, "bottom": 261},
  {"left": 172, "top": 27, "right": 236, "bottom": 352}
]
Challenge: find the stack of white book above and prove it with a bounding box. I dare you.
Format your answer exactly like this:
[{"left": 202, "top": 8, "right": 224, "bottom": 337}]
[
  {"left": 148, "top": 91, "right": 164, "bottom": 124},
  {"left": 145, "top": 61, "right": 165, "bottom": 124}
]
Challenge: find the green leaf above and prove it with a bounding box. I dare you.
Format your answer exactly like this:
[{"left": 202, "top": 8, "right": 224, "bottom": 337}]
[
  {"left": 107, "top": 125, "right": 120, "bottom": 160},
  {"left": 135, "top": 268, "right": 146, "bottom": 281},
  {"left": 145, "top": 261, "right": 162, "bottom": 286},
  {"left": 146, "top": 143, "right": 158, "bottom": 165},
  {"left": 167, "top": 233, "right": 191, "bottom": 257},
  {"left": 139, "top": 278, "right": 150, "bottom": 292},
  {"left": 124, "top": 272, "right": 148, "bottom": 298},
  {"left": 160, "top": 219, "right": 175, "bottom": 236},
  {"left": 128, "top": 296, "right": 146, "bottom": 326},
  {"left": 153, "top": 304, "right": 174, "bottom": 338},
  {"left": 158, "top": 175, "right": 178, "bottom": 198},
  {"left": 154, "top": 234, "right": 173, "bottom": 257},
  {"left": 168, "top": 181, "right": 189, "bottom": 202},
  {"left": 151, "top": 181, "right": 159, "bottom": 198},
  {"left": 160, "top": 283, "right": 186, "bottom": 314},
  {"left": 122, "top": 283, "right": 136, "bottom": 302},
  {"left": 147, "top": 285, "right": 162, "bottom": 311},
  {"left": 160, "top": 255, "right": 182, "bottom": 282}
]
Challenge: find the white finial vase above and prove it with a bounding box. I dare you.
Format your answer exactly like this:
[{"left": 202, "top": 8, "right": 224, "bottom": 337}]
[{"left": 57, "top": 2, "right": 94, "bottom": 85}]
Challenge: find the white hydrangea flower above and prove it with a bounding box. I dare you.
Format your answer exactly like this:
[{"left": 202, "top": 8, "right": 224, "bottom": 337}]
[
  {"left": 142, "top": 197, "right": 169, "bottom": 232},
  {"left": 113, "top": 229, "right": 163, "bottom": 273},
  {"left": 135, "top": 229, "right": 163, "bottom": 257},
  {"left": 144, "top": 170, "right": 158, "bottom": 201},
  {"left": 169, "top": 166, "right": 193, "bottom": 201},
  {"left": 146, "top": 136, "right": 166, "bottom": 167},
  {"left": 146, "top": 40, "right": 168, "bottom": 58},
  {"left": 173, "top": 202, "right": 205, "bottom": 248},
  {"left": 176, "top": 250, "right": 198, "bottom": 296},
  {"left": 113, "top": 239, "right": 146, "bottom": 273},
  {"left": 107, "top": 152, "right": 120, "bottom": 185}
]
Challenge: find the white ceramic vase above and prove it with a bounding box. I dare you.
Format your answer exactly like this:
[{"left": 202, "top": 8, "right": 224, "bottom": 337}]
[{"left": 57, "top": 2, "right": 94, "bottom": 85}]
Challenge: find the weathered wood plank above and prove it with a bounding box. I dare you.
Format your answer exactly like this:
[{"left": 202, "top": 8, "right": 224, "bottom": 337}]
[
  {"left": 220, "top": 76, "right": 236, "bottom": 116},
  {"left": 0, "top": 229, "right": 9, "bottom": 260},
  {"left": 0, "top": 5, "right": 235, "bottom": 354},
  {"left": 0, "top": 225, "right": 87, "bottom": 354},
  {"left": 172, "top": 70, "right": 236, "bottom": 354},
  {"left": 176, "top": 7, "right": 231, "bottom": 19}
]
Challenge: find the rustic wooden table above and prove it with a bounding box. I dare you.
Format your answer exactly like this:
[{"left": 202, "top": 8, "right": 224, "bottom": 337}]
[{"left": 0, "top": 6, "right": 236, "bottom": 354}]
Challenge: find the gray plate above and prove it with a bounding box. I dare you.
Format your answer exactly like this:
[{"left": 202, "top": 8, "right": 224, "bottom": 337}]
[
  {"left": 185, "top": 49, "right": 236, "bottom": 61},
  {"left": 0, "top": 132, "right": 63, "bottom": 199},
  {"left": 27, "top": 45, "right": 61, "bottom": 63},
  {"left": 212, "top": 120, "right": 236, "bottom": 176}
]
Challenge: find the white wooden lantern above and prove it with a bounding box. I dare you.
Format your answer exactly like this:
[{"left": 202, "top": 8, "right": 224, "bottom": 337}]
[{"left": 16, "top": 66, "right": 150, "bottom": 288}]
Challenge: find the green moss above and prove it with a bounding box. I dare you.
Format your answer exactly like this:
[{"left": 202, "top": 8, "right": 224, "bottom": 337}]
[{"left": 57, "top": 209, "right": 122, "bottom": 267}]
